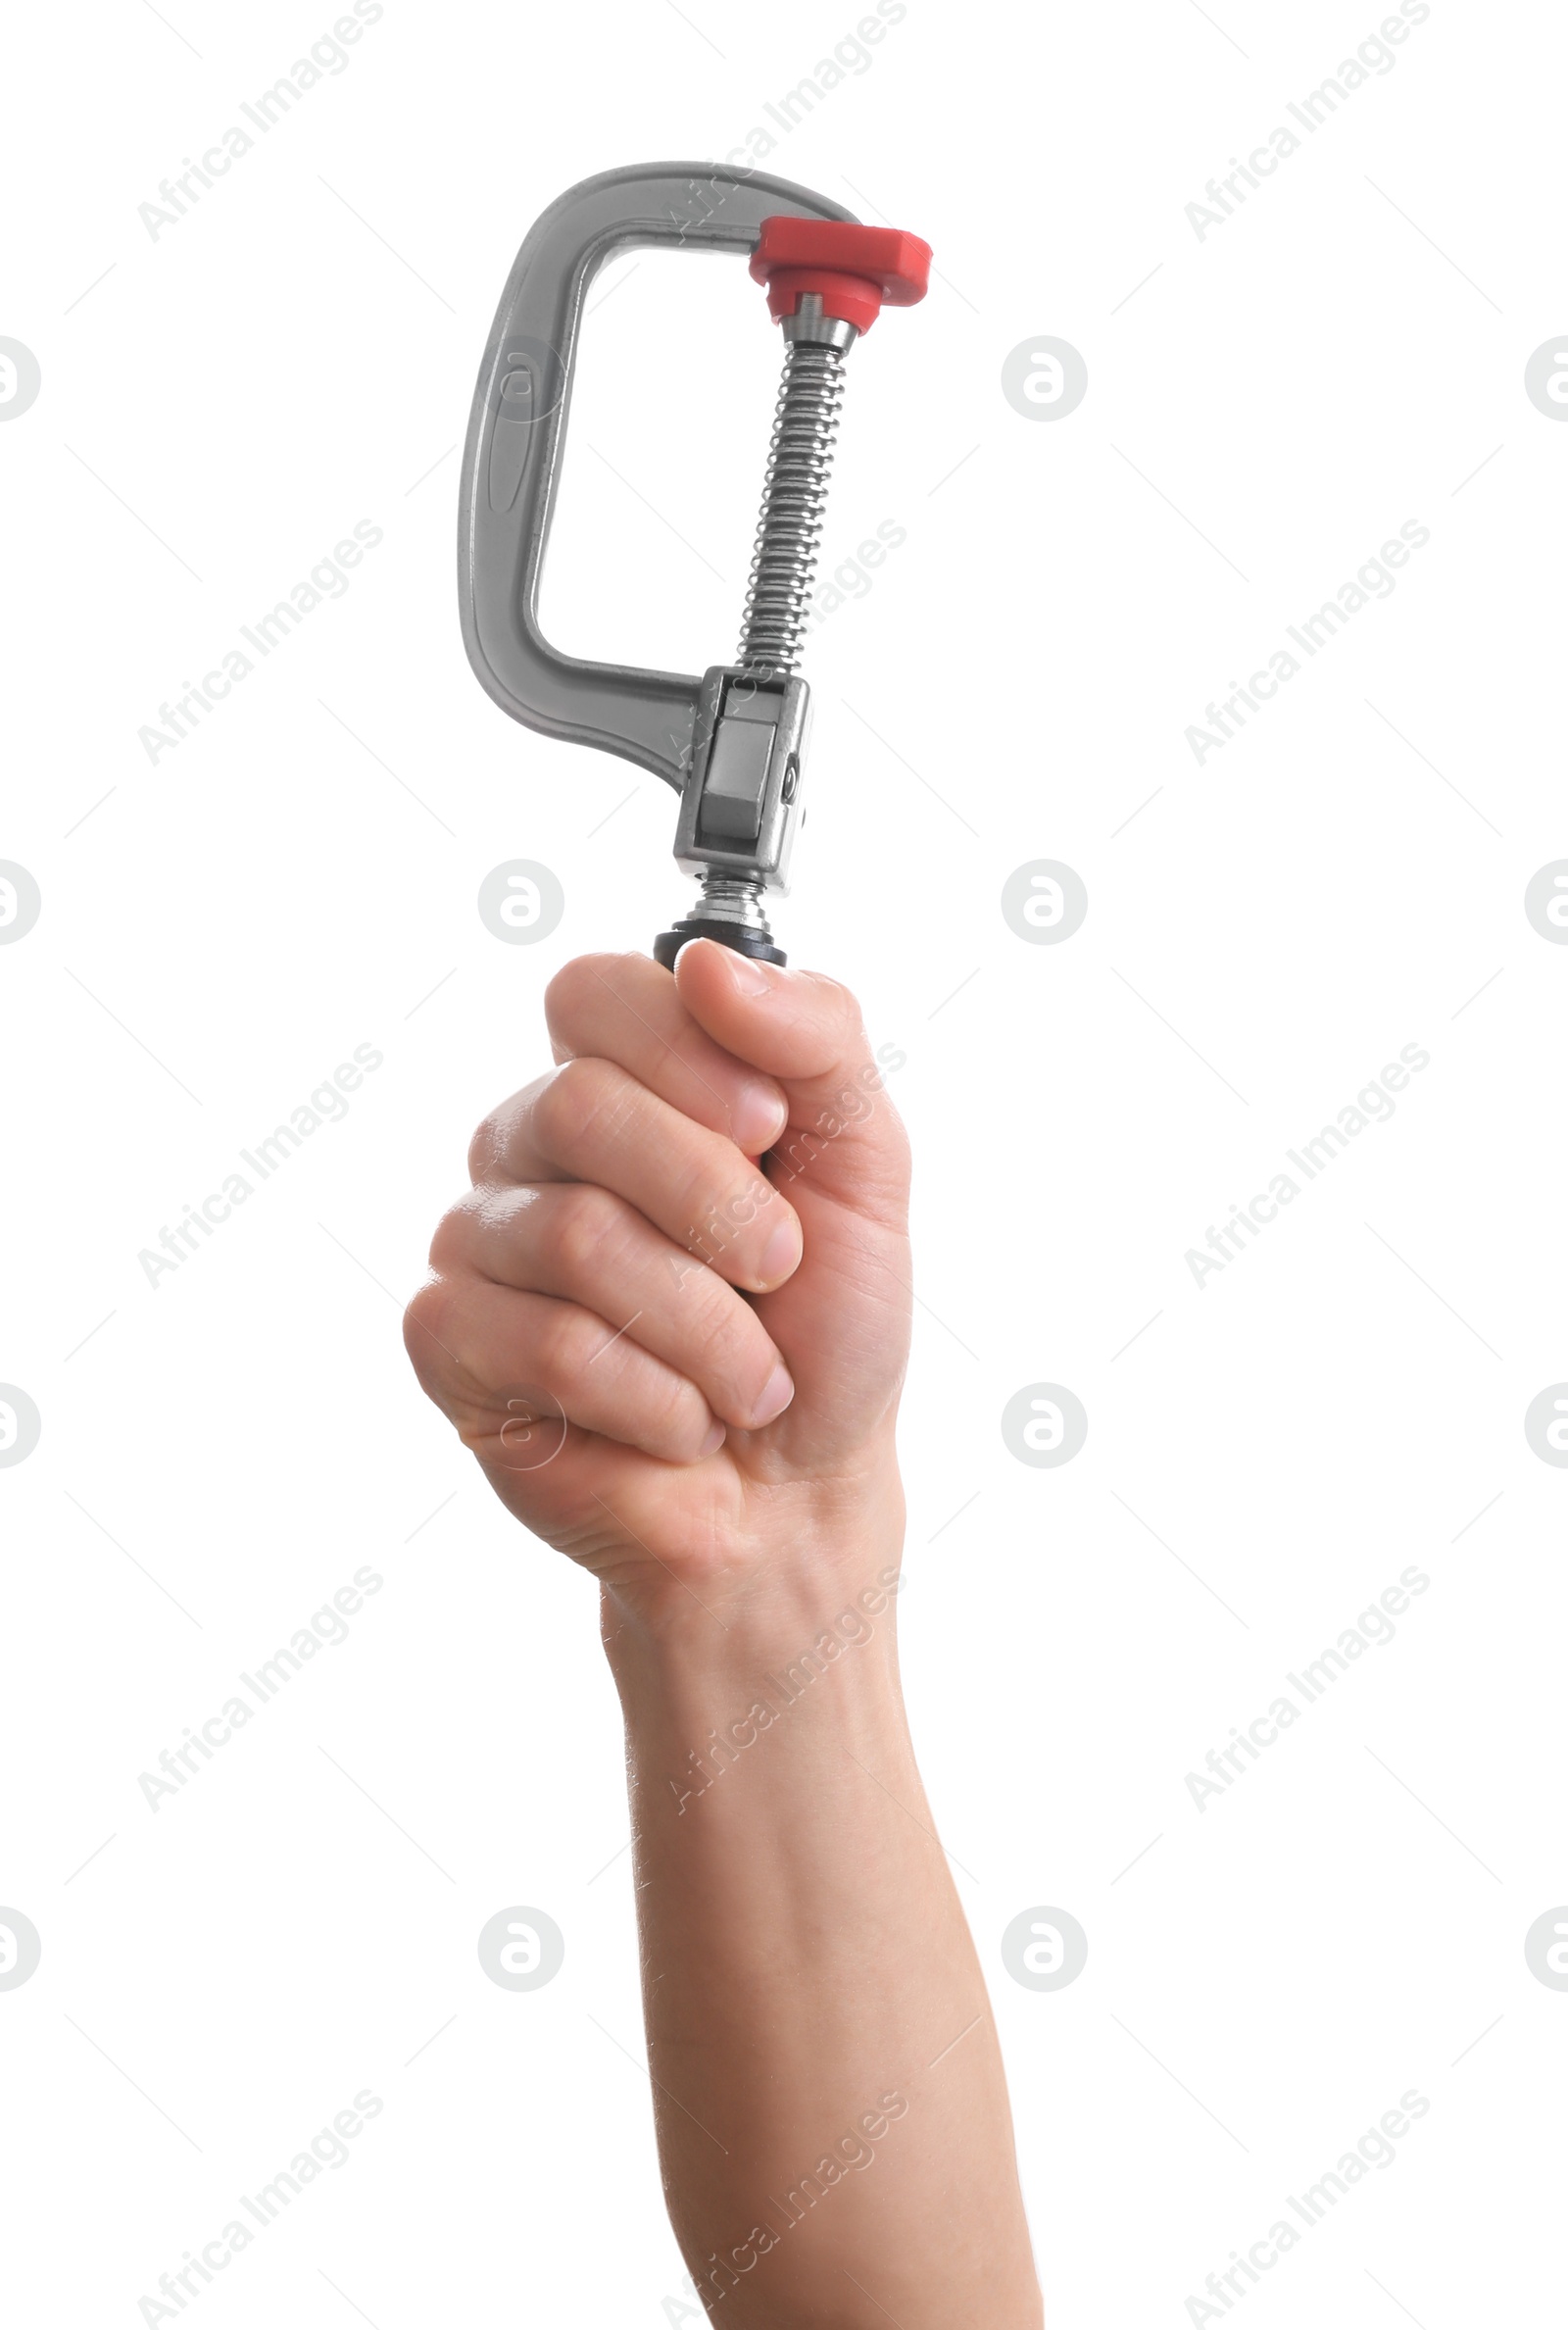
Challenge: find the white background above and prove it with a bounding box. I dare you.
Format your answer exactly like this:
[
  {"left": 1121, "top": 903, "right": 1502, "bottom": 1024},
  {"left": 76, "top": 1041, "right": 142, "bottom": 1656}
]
[{"left": 3, "top": 1, "right": 1564, "bottom": 2322}]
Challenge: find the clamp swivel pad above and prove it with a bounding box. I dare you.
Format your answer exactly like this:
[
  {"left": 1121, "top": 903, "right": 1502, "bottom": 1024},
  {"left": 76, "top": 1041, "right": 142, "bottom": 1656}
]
[{"left": 652, "top": 921, "right": 787, "bottom": 971}]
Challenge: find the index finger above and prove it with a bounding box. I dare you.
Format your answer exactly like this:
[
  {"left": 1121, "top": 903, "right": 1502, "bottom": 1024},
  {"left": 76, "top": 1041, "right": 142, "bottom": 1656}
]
[{"left": 545, "top": 953, "right": 788, "bottom": 1156}]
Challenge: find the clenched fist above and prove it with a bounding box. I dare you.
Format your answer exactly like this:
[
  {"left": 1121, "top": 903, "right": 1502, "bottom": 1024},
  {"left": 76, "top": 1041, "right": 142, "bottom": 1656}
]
[{"left": 404, "top": 940, "right": 911, "bottom": 1618}]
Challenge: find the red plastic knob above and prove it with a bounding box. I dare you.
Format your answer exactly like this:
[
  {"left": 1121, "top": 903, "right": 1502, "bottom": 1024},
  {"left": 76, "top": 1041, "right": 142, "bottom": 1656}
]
[{"left": 750, "top": 218, "right": 932, "bottom": 334}]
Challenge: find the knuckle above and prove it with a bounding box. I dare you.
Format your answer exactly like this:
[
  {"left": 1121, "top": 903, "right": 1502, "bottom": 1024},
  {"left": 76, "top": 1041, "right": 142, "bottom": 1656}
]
[
  {"left": 402, "top": 1274, "right": 455, "bottom": 1380},
  {"left": 542, "top": 953, "right": 603, "bottom": 1036},
  {"left": 466, "top": 1110, "right": 505, "bottom": 1184},
  {"left": 534, "top": 1301, "right": 597, "bottom": 1389},
  {"left": 532, "top": 1056, "right": 619, "bottom": 1158},
  {"left": 468, "top": 1071, "right": 554, "bottom": 1184},
  {"left": 427, "top": 1188, "right": 484, "bottom": 1273},
  {"left": 551, "top": 1184, "right": 622, "bottom": 1281}
]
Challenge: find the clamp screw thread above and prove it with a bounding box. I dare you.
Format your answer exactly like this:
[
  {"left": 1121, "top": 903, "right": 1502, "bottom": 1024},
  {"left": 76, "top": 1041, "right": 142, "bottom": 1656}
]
[{"left": 737, "top": 338, "right": 848, "bottom": 679}]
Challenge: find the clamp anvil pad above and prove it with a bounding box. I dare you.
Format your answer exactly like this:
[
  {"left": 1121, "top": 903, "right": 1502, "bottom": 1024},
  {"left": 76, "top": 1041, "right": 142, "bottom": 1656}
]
[{"left": 458, "top": 163, "right": 931, "bottom": 968}]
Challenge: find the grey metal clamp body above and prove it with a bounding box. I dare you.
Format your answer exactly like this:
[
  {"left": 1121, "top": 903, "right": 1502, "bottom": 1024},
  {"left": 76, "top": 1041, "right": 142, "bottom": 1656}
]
[{"left": 458, "top": 163, "right": 858, "bottom": 964}]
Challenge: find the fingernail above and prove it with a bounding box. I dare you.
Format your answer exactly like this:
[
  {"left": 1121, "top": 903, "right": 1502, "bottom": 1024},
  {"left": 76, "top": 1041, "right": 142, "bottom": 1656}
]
[
  {"left": 759, "top": 1216, "right": 802, "bottom": 1285},
  {"left": 732, "top": 1077, "right": 786, "bottom": 1153},
  {"left": 699, "top": 1419, "right": 726, "bottom": 1457},
  {"left": 751, "top": 1363, "right": 795, "bottom": 1426},
  {"left": 726, "top": 951, "right": 787, "bottom": 1000}
]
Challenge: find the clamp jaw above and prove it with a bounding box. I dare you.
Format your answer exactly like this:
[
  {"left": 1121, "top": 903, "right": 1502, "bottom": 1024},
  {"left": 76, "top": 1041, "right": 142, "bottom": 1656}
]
[{"left": 459, "top": 163, "right": 929, "bottom": 967}]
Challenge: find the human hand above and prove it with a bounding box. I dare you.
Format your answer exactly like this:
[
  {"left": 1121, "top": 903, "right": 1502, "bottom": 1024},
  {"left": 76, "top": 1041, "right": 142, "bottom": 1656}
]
[{"left": 404, "top": 941, "right": 910, "bottom": 1623}]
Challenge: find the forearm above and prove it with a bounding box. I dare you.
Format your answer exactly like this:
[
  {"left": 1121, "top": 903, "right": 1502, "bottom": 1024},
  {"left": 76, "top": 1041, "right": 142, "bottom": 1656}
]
[{"left": 603, "top": 1501, "right": 1043, "bottom": 2328}]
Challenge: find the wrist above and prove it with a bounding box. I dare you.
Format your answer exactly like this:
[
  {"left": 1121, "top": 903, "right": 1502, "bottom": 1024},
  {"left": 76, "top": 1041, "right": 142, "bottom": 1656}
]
[
  {"left": 601, "top": 1539, "right": 910, "bottom": 1830},
  {"left": 600, "top": 1464, "right": 906, "bottom": 1689}
]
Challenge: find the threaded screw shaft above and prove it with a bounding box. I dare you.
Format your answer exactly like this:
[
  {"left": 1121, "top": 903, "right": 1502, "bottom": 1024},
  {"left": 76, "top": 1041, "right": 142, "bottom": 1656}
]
[{"left": 737, "top": 339, "right": 848, "bottom": 679}]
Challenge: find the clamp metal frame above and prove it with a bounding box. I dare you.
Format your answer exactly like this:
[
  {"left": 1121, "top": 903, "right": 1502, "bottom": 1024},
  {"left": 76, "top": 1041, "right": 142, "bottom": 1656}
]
[{"left": 458, "top": 162, "right": 926, "bottom": 966}]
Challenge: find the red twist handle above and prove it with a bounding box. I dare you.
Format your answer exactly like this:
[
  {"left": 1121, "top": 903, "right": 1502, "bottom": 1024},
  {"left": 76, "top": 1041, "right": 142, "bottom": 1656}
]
[{"left": 749, "top": 218, "right": 932, "bottom": 334}]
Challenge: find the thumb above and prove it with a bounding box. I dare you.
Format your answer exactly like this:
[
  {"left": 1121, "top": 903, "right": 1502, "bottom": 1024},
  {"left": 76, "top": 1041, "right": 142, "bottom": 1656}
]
[{"left": 671, "top": 940, "right": 908, "bottom": 1228}]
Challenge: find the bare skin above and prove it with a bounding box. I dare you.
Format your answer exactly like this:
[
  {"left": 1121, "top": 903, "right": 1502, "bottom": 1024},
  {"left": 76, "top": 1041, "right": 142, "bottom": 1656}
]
[{"left": 405, "top": 939, "right": 1043, "bottom": 2327}]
